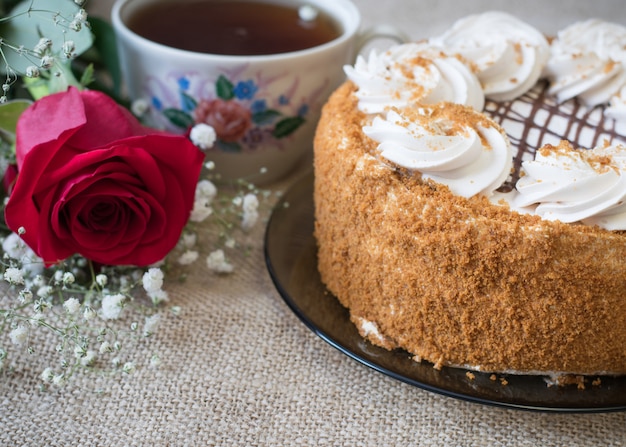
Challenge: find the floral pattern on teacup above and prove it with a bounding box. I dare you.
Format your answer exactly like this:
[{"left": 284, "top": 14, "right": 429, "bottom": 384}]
[{"left": 145, "top": 70, "right": 316, "bottom": 153}]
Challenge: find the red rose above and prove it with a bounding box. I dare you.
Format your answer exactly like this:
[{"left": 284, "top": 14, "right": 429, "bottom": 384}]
[
  {"left": 5, "top": 87, "right": 205, "bottom": 266},
  {"left": 193, "top": 99, "right": 252, "bottom": 142}
]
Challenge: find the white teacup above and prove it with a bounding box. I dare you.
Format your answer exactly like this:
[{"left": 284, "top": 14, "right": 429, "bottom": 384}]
[{"left": 112, "top": 0, "right": 405, "bottom": 183}]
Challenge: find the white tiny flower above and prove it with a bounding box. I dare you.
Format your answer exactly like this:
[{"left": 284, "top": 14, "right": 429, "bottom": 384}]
[
  {"left": 83, "top": 306, "right": 96, "bottom": 321},
  {"left": 41, "top": 367, "right": 54, "bottom": 383},
  {"left": 131, "top": 98, "right": 150, "bottom": 117},
  {"left": 80, "top": 350, "right": 96, "bottom": 366},
  {"left": 101, "top": 294, "right": 125, "bottom": 320},
  {"left": 205, "top": 161, "right": 216, "bottom": 170},
  {"left": 9, "top": 325, "right": 28, "bottom": 345},
  {"left": 177, "top": 250, "right": 199, "bottom": 265},
  {"left": 62, "top": 40, "right": 76, "bottom": 58},
  {"left": 25, "top": 65, "right": 40, "bottom": 78},
  {"left": 190, "top": 123, "right": 217, "bottom": 150},
  {"left": 206, "top": 250, "right": 234, "bottom": 273},
  {"left": 241, "top": 193, "right": 260, "bottom": 231},
  {"left": 69, "top": 19, "right": 82, "bottom": 32},
  {"left": 99, "top": 341, "right": 112, "bottom": 354},
  {"left": 40, "top": 55, "right": 54, "bottom": 69},
  {"left": 62, "top": 272, "right": 75, "bottom": 285},
  {"left": 196, "top": 180, "right": 217, "bottom": 201},
  {"left": 123, "top": 362, "right": 136, "bottom": 374},
  {"left": 63, "top": 297, "right": 80, "bottom": 314},
  {"left": 4, "top": 267, "right": 24, "bottom": 285},
  {"left": 148, "top": 289, "right": 169, "bottom": 306},
  {"left": 189, "top": 199, "right": 213, "bottom": 223},
  {"left": 33, "top": 37, "right": 52, "bottom": 55},
  {"left": 181, "top": 232, "right": 197, "bottom": 249},
  {"left": 224, "top": 238, "right": 236, "bottom": 249},
  {"left": 18, "top": 289, "right": 33, "bottom": 303},
  {"left": 52, "top": 374, "right": 65, "bottom": 387},
  {"left": 36, "top": 285, "right": 53, "bottom": 298},
  {"left": 95, "top": 274, "right": 108, "bottom": 287},
  {"left": 74, "top": 344, "right": 87, "bottom": 359},
  {"left": 142, "top": 268, "right": 164, "bottom": 294},
  {"left": 74, "top": 8, "right": 88, "bottom": 22},
  {"left": 232, "top": 196, "right": 243, "bottom": 207},
  {"left": 143, "top": 314, "right": 161, "bottom": 336},
  {"left": 111, "top": 357, "right": 121, "bottom": 367}
]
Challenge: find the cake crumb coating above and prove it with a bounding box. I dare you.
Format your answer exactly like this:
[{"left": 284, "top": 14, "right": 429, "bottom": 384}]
[{"left": 314, "top": 82, "right": 626, "bottom": 376}]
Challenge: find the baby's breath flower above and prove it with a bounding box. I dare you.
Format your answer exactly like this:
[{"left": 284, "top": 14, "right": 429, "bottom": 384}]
[
  {"left": 241, "top": 193, "right": 259, "bottom": 231},
  {"left": 63, "top": 297, "right": 80, "bottom": 314},
  {"left": 9, "top": 325, "right": 28, "bottom": 345},
  {"left": 207, "top": 250, "right": 234, "bottom": 273},
  {"left": 63, "top": 272, "right": 76, "bottom": 285},
  {"left": 177, "top": 250, "right": 199, "bottom": 266},
  {"left": 80, "top": 350, "right": 96, "bottom": 366},
  {"left": 205, "top": 161, "right": 216, "bottom": 170},
  {"left": 52, "top": 374, "right": 65, "bottom": 387},
  {"left": 18, "top": 289, "right": 32, "bottom": 303},
  {"left": 101, "top": 294, "right": 125, "bottom": 320},
  {"left": 130, "top": 98, "right": 150, "bottom": 117},
  {"left": 41, "top": 367, "right": 54, "bottom": 383},
  {"left": 40, "top": 55, "right": 55, "bottom": 69},
  {"left": 190, "top": 199, "right": 213, "bottom": 223},
  {"left": 189, "top": 123, "right": 217, "bottom": 150},
  {"left": 36, "top": 285, "right": 53, "bottom": 298},
  {"left": 181, "top": 233, "right": 197, "bottom": 249},
  {"left": 33, "top": 37, "right": 52, "bottom": 56},
  {"left": 69, "top": 20, "right": 82, "bottom": 32},
  {"left": 148, "top": 289, "right": 169, "bottom": 306},
  {"left": 74, "top": 9, "right": 88, "bottom": 22},
  {"left": 83, "top": 306, "right": 96, "bottom": 321},
  {"left": 62, "top": 40, "right": 76, "bottom": 59},
  {"left": 122, "top": 362, "right": 135, "bottom": 374},
  {"left": 143, "top": 314, "right": 161, "bottom": 337},
  {"left": 95, "top": 274, "right": 108, "bottom": 287},
  {"left": 142, "top": 268, "right": 164, "bottom": 293},
  {"left": 196, "top": 179, "right": 217, "bottom": 200},
  {"left": 99, "top": 341, "right": 112, "bottom": 354},
  {"left": 4, "top": 267, "right": 25, "bottom": 285}
]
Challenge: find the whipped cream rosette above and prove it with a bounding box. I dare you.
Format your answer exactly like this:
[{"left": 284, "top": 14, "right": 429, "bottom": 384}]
[
  {"left": 344, "top": 42, "right": 484, "bottom": 114},
  {"left": 430, "top": 11, "right": 550, "bottom": 102},
  {"left": 363, "top": 104, "right": 512, "bottom": 198},
  {"left": 514, "top": 142, "right": 626, "bottom": 230},
  {"left": 545, "top": 19, "right": 626, "bottom": 109}
]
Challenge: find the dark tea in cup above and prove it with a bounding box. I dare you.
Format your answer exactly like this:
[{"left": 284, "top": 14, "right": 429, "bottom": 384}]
[{"left": 125, "top": 0, "right": 343, "bottom": 55}]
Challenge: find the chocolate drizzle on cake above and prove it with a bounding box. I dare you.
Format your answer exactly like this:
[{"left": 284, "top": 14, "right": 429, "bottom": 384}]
[{"left": 485, "top": 81, "right": 626, "bottom": 191}]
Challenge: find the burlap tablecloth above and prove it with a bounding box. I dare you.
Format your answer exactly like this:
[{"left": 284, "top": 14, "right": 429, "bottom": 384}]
[{"left": 2, "top": 1, "right": 626, "bottom": 445}]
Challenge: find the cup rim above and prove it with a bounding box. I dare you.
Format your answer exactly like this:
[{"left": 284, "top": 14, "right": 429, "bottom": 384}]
[{"left": 111, "top": 0, "right": 361, "bottom": 62}]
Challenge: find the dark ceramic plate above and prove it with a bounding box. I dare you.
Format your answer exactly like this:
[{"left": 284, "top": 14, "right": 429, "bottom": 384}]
[{"left": 264, "top": 171, "right": 626, "bottom": 413}]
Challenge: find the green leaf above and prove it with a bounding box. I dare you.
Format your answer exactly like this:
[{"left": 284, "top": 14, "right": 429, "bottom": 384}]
[
  {"left": 216, "top": 75, "right": 234, "bottom": 100},
  {"left": 163, "top": 109, "right": 194, "bottom": 129},
  {"left": 272, "top": 116, "right": 305, "bottom": 138},
  {"left": 0, "top": 99, "right": 31, "bottom": 137},
  {"left": 252, "top": 109, "right": 281, "bottom": 125},
  {"left": 0, "top": 0, "right": 94, "bottom": 75},
  {"left": 88, "top": 17, "right": 122, "bottom": 97}
]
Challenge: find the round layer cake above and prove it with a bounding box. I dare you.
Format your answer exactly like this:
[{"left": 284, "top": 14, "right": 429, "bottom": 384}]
[{"left": 313, "top": 12, "right": 626, "bottom": 378}]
